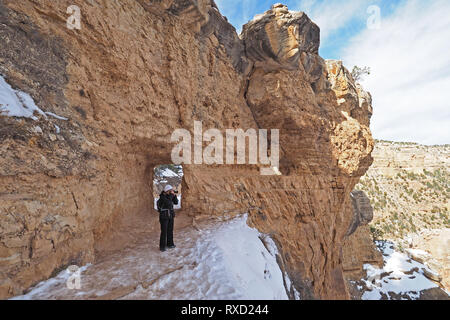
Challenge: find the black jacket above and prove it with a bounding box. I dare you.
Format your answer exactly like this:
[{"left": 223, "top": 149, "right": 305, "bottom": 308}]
[{"left": 157, "top": 192, "right": 178, "bottom": 218}]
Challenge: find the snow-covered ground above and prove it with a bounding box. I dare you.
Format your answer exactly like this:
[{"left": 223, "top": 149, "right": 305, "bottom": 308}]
[
  {"left": 154, "top": 166, "right": 183, "bottom": 179},
  {"left": 158, "top": 168, "right": 180, "bottom": 177},
  {"left": 11, "top": 215, "right": 290, "bottom": 300},
  {"left": 360, "top": 241, "right": 444, "bottom": 300}
]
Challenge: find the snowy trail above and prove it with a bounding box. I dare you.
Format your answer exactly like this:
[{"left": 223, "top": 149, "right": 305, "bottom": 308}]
[{"left": 12, "top": 215, "right": 289, "bottom": 300}]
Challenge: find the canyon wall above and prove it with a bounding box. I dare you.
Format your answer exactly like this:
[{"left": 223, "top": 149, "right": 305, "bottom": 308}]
[
  {"left": 355, "top": 141, "right": 449, "bottom": 291},
  {"left": 369, "top": 142, "right": 450, "bottom": 177},
  {"left": 0, "top": 1, "right": 373, "bottom": 299},
  {"left": 357, "top": 142, "right": 449, "bottom": 235}
]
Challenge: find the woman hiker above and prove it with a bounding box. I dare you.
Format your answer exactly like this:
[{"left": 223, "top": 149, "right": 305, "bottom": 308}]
[{"left": 156, "top": 185, "right": 179, "bottom": 252}]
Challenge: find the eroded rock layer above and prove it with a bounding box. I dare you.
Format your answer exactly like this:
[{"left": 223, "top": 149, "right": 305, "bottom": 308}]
[{"left": 0, "top": 1, "right": 373, "bottom": 299}]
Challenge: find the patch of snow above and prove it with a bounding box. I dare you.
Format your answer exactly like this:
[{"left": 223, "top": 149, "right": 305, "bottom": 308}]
[
  {"left": 406, "top": 248, "right": 429, "bottom": 256},
  {"left": 0, "top": 74, "right": 46, "bottom": 120},
  {"left": 54, "top": 124, "right": 60, "bottom": 134},
  {"left": 197, "top": 215, "right": 288, "bottom": 299},
  {"left": 160, "top": 168, "right": 179, "bottom": 177},
  {"left": 45, "top": 112, "right": 68, "bottom": 121},
  {"left": 11, "top": 264, "right": 91, "bottom": 300},
  {"left": 361, "top": 241, "right": 439, "bottom": 300},
  {"left": 293, "top": 288, "right": 301, "bottom": 300}
]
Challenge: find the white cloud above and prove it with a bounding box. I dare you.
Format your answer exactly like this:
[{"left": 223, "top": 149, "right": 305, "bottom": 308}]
[
  {"left": 342, "top": 0, "right": 450, "bottom": 145},
  {"left": 293, "top": 0, "right": 374, "bottom": 41}
]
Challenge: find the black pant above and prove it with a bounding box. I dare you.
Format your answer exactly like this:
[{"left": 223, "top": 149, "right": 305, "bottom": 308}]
[{"left": 160, "top": 217, "right": 174, "bottom": 249}]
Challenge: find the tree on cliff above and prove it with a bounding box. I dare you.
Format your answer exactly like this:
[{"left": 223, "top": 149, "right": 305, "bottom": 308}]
[{"left": 352, "top": 65, "right": 371, "bottom": 82}]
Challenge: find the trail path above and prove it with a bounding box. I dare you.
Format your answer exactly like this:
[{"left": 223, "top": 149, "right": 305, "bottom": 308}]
[{"left": 12, "top": 215, "right": 289, "bottom": 300}]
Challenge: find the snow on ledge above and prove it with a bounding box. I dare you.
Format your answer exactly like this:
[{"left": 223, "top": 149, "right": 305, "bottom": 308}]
[
  {"left": 45, "top": 112, "right": 68, "bottom": 121},
  {"left": 0, "top": 75, "right": 47, "bottom": 120},
  {"left": 211, "top": 214, "right": 290, "bottom": 299},
  {"left": 362, "top": 241, "right": 440, "bottom": 300}
]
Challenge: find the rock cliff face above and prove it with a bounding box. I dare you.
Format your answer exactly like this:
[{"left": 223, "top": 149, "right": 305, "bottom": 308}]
[
  {"left": 342, "top": 191, "right": 382, "bottom": 280},
  {"left": 0, "top": 1, "right": 374, "bottom": 299}
]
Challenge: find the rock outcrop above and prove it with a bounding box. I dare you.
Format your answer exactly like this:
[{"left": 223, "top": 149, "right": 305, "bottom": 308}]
[
  {"left": 342, "top": 191, "right": 382, "bottom": 280},
  {"left": 346, "top": 190, "right": 375, "bottom": 237},
  {"left": 0, "top": 1, "right": 374, "bottom": 299}
]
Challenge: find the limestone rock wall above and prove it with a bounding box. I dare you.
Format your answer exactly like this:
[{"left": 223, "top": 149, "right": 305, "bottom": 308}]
[{"left": 0, "top": 1, "right": 374, "bottom": 299}]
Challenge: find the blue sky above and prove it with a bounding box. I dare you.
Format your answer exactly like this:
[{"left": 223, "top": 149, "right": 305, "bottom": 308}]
[
  {"left": 216, "top": 0, "right": 400, "bottom": 59},
  {"left": 215, "top": 0, "right": 450, "bottom": 145}
]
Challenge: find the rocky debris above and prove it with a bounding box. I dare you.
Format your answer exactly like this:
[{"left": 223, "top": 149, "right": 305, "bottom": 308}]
[
  {"left": 409, "top": 229, "right": 450, "bottom": 290},
  {"left": 0, "top": 1, "right": 374, "bottom": 299}
]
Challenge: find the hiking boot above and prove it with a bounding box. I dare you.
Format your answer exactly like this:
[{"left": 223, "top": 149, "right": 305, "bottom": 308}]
[
  {"left": 168, "top": 245, "right": 176, "bottom": 249},
  {"left": 160, "top": 247, "right": 167, "bottom": 252}
]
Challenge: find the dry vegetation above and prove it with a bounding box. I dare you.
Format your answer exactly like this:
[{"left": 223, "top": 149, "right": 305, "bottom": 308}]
[{"left": 356, "top": 166, "right": 449, "bottom": 240}]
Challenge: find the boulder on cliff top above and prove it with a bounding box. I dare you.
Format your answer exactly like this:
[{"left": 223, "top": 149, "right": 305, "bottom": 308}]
[{"left": 241, "top": 4, "right": 320, "bottom": 70}]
